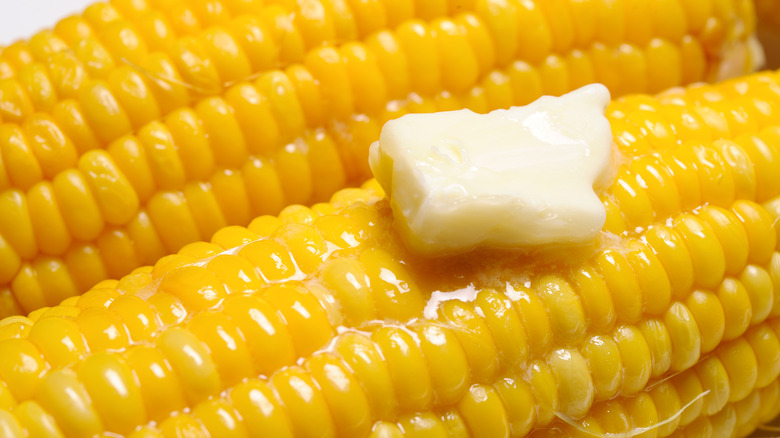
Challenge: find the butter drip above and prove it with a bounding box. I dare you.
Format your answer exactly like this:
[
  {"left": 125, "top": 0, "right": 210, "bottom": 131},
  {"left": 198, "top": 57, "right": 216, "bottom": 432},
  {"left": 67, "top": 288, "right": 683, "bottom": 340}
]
[{"left": 369, "top": 84, "right": 615, "bottom": 255}]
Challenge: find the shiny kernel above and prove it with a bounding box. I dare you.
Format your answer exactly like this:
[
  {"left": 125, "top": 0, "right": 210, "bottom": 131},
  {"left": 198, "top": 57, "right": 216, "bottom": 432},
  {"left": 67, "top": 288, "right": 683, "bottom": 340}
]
[
  {"left": 416, "top": 322, "right": 470, "bottom": 406},
  {"left": 0, "top": 79, "right": 34, "bottom": 123},
  {"left": 661, "top": 146, "right": 703, "bottom": 211},
  {"left": 158, "top": 414, "right": 206, "bottom": 438},
  {"left": 320, "top": 257, "right": 375, "bottom": 324},
  {"left": 646, "top": 39, "right": 682, "bottom": 94},
  {"left": 373, "top": 326, "right": 433, "bottom": 412},
  {"left": 685, "top": 290, "right": 726, "bottom": 354},
  {"left": 665, "top": 302, "right": 702, "bottom": 371},
  {"left": 221, "top": 294, "right": 296, "bottom": 375},
  {"left": 173, "top": 36, "right": 221, "bottom": 94},
  {"left": 473, "top": 0, "right": 519, "bottom": 66},
  {"left": 306, "top": 353, "right": 372, "bottom": 437},
  {"left": 675, "top": 371, "right": 705, "bottom": 426},
  {"left": 549, "top": 348, "right": 595, "bottom": 418},
  {"left": 511, "top": 285, "right": 553, "bottom": 355},
  {"left": 152, "top": 253, "right": 197, "bottom": 279},
  {"left": 76, "top": 307, "right": 129, "bottom": 352},
  {"left": 0, "top": 190, "right": 37, "bottom": 260},
  {"left": 359, "top": 248, "right": 425, "bottom": 321},
  {"left": 35, "top": 370, "right": 103, "bottom": 438},
  {"left": 27, "top": 317, "right": 88, "bottom": 368},
  {"left": 613, "top": 325, "right": 652, "bottom": 396},
  {"left": 396, "top": 21, "right": 440, "bottom": 96},
  {"left": 475, "top": 288, "right": 529, "bottom": 367},
  {"left": 735, "top": 134, "right": 780, "bottom": 201},
  {"left": 210, "top": 226, "right": 259, "bottom": 250},
  {"left": 136, "top": 11, "right": 175, "bottom": 53},
  {"left": 0, "top": 339, "right": 46, "bottom": 401},
  {"left": 108, "top": 295, "right": 158, "bottom": 343},
  {"left": 79, "top": 81, "right": 132, "bottom": 142},
  {"left": 197, "top": 97, "right": 248, "bottom": 168},
  {"left": 334, "top": 332, "right": 396, "bottom": 421},
  {"left": 528, "top": 360, "right": 559, "bottom": 427},
  {"left": 733, "top": 200, "right": 777, "bottom": 265},
  {"left": 649, "top": 382, "right": 682, "bottom": 436},
  {"left": 238, "top": 238, "right": 296, "bottom": 282},
  {"left": 192, "top": 399, "right": 248, "bottom": 438},
  {"left": 595, "top": 250, "right": 643, "bottom": 323},
  {"left": 242, "top": 157, "right": 285, "bottom": 218},
  {"left": 124, "top": 346, "right": 187, "bottom": 421},
  {"left": 12, "top": 400, "right": 64, "bottom": 438},
  {"left": 740, "top": 265, "right": 774, "bottom": 325},
  {"left": 177, "top": 241, "right": 222, "bottom": 260},
  {"left": 746, "top": 325, "right": 780, "bottom": 389},
  {"left": 182, "top": 183, "right": 227, "bottom": 241},
  {"left": 229, "top": 380, "right": 294, "bottom": 438},
  {"left": 200, "top": 27, "right": 251, "bottom": 85},
  {"left": 628, "top": 155, "right": 681, "bottom": 220},
  {"left": 146, "top": 291, "right": 188, "bottom": 327},
  {"left": 718, "top": 278, "right": 753, "bottom": 341},
  {"left": 23, "top": 114, "right": 77, "bottom": 179},
  {"left": 188, "top": 311, "right": 253, "bottom": 388},
  {"left": 590, "top": 400, "right": 631, "bottom": 435},
  {"left": 697, "top": 205, "right": 750, "bottom": 276},
  {"left": 263, "top": 284, "right": 334, "bottom": 357},
  {"left": 11, "top": 263, "right": 46, "bottom": 314},
  {"left": 211, "top": 168, "right": 252, "bottom": 227},
  {"left": 158, "top": 265, "right": 228, "bottom": 312},
  {"left": 365, "top": 31, "right": 410, "bottom": 100},
  {"left": 157, "top": 327, "right": 221, "bottom": 404},
  {"left": 625, "top": 241, "right": 673, "bottom": 315},
  {"left": 718, "top": 338, "right": 758, "bottom": 402},
  {"left": 458, "top": 384, "right": 510, "bottom": 438},
  {"left": 341, "top": 42, "right": 388, "bottom": 115},
  {"left": 695, "top": 356, "right": 731, "bottom": 416},
  {"left": 207, "top": 254, "right": 265, "bottom": 294},
  {"left": 440, "top": 409, "right": 470, "bottom": 438},
  {"left": 734, "top": 390, "right": 761, "bottom": 429},
  {"left": 276, "top": 224, "right": 328, "bottom": 274},
  {"left": 674, "top": 214, "right": 727, "bottom": 289},
  {"left": 77, "top": 353, "right": 146, "bottom": 434},
  {"left": 106, "top": 66, "right": 160, "bottom": 130},
  {"left": 439, "top": 300, "right": 500, "bottom": 384},
  {"left": 625, "top": 392, "right": 659, "bottom": 438},
  {"left": 493, "top": 377, "right": 536, "bottom": 437},
  {"left": 581, "top": 335, "right": 623, "bottom": 401},
  {"left": 224, "top": 83, "right": 280, "bottom": 157},
  {"left": 53, "top": 169, "right": 105, "bottom": 242},
  {"left": 79, "top": 150, "right": 139, "bottom": 226},
  {"left": 0, "top": 316, "right": 31, "bottom": 340},
  {"left": 271, "top": 366, "right": 336, "bottom": 438}
]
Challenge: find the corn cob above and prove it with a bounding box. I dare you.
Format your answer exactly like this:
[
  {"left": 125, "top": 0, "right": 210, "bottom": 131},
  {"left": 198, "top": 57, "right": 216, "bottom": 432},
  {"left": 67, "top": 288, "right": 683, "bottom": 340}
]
[
  {"left": 0, "top": 0, "right": 765, "bottom": 317},
  {"left": 1, "top": 68, "right": 780, "bottom": 437}
]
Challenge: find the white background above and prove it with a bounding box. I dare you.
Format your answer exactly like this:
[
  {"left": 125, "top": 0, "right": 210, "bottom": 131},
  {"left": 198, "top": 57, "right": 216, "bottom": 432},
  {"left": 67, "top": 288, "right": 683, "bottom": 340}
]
[{"left": 0, "top": 0, "right": 94, "bottom": 45}]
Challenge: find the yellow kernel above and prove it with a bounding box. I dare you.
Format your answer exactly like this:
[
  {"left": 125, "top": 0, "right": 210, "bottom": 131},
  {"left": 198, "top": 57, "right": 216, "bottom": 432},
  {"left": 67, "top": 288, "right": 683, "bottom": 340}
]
[
  {"left": 157, "top": 327, "right": 222, "bottom": 404},
  {"left": 77, "top": 353, "right": 146, "bottom": 434},
  {"left": 35, "top": 370, "right": 103, "bottom": 438},
  {"left": 271, "top": 367, "right": 336, "bottom": 438},
  {"left": 124, "top": 345, "right": 187, "bottom": 421},
  {"left": 222, "top": 294, "right": 296, "bottom": 374},
  {"left": 229, "top": 380, "right": 294, "bottom": 438}
]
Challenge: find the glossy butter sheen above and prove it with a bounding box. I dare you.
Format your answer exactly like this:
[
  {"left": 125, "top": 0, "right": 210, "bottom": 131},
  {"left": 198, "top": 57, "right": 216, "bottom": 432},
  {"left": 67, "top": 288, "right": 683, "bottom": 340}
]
[{"left": 369, "top": 84, "right": 614, "bottom": 254}]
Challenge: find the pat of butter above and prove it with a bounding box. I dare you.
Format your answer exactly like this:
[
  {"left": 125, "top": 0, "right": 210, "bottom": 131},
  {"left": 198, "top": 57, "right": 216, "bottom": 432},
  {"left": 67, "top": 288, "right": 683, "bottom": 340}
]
[{"left": 369, "top": 84, "right": 614, "bottom": 254}]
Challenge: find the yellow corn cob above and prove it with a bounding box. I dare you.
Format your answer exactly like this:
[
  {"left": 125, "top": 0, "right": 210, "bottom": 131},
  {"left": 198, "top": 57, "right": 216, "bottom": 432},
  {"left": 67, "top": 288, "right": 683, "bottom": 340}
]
[
  {"left": 1, "top": 68, "right": 780, "bottom": 437},
  {"left": 0, "top": 0, "right": 764, "bottom": 318}
]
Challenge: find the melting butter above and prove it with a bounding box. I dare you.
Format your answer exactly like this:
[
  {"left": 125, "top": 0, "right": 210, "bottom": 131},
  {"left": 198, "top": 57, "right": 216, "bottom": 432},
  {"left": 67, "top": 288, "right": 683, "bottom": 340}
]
[{"left": 369, "top": 84, "right": 614, "bottom": 255}]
